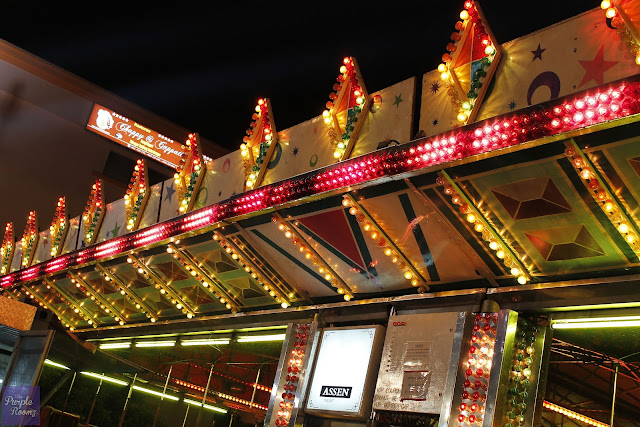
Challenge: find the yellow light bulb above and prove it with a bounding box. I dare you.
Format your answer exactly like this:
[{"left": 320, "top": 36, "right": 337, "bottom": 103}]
[
  {"left": 474, "top": 223, "right": 484, "bottom": 232},
  {"left": 496, "top": 250, "right": 505, "bottom": 259},
  {"left": 489, "top": 241, "right": 498, "bottom": 250},
  {"left": 460, "top": 10, "right": 469, "bottom": 20},
  {"left": 517, "top": 276, "right": 528, "bottom": 285},
  {"left": 440, "top": 71, "right": 450, "bottom": 81},
  {"left": 606, "top": 7, "right": 616, "bottom": 18},
  {"left": 457, "top": 113, "right": 467, "bottom": 122},
  {"left": 618, "top": 223, "right": 629, "bottom": 233},
  {"left": 604, "top": 201, "right": 614, "bottom": 212},
  {"left": 437, "top": 63, "right": 446, "bottom": 73},
  {"left": 404, "top": 271, "right": 413, "bottom": 280}
]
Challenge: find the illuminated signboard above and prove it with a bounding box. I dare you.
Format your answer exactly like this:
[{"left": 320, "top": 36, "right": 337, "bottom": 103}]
[
  {"left": 86, "top": 104, "right": 185, "bottom": 169},
  {"left": 305, "top": 326, "right": 385, "bottom": 419}
]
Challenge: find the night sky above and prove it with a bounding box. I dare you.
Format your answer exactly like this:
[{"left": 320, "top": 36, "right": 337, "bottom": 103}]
[{"left": 0, "top": 1, "right": 594, "bottom": 154}]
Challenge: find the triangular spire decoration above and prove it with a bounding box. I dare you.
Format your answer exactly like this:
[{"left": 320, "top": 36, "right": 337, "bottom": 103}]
[
  {"left": 125, "top": 159, "right": 149, "bottom": 231},
  {"left": 1, "top": 223, "right": 14, "bottom": 274},
  {"left": 49, "top": 197, "right": 68, "bottom": 257},
  {"left": 174, "top": 133, "right": 206, "bottom": 214},
  {"left": 322, "top": 57, "right": 370, "bottom": 161},
  {"left": 21, "top": 210, "right": 38, "bottom": 267},
  {"left": 438, "top": 0, "right": 500, "bottom": 125},
  {"left": 83, "top": 179, "right": 105, "bottom": 245},
  {"left": 240, "top": 98, "right": 278, "bottom": 190}
]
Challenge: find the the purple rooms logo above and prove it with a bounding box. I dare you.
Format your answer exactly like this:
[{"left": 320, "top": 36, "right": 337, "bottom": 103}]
[{"left": 2, "top": 386, "right": 40, "bottom": 425}]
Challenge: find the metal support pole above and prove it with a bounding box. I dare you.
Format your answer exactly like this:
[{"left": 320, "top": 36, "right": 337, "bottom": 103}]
[
  {"left": 117, "top": 373, "right": 137, "bottom": 427},
  {"left": 611, "top": 364, "right": 619, "bottom": 427},
  {"left": 56, "top": 371, "right": 76, "bottom": 427},
  {"left": 228, "top": 414, "right": 234, "bottom": 427},
  {"left": 182, "top": 404, "right": 190, "bottom": 427},
  {"left": 250, "top": 367, "right": 261, "bottom": 405},
  {"left": 152, "top": 366, "right": 173, "bottom": 427},
  {"left": 196, "top": 364, "right": 215, "bottom": 427},
  {"left": 84, "top": 373, "right": 104, "bottom": 426}
]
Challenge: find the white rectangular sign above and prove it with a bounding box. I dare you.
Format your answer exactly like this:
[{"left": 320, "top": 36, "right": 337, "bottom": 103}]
[{"left": 306, "top": 326, "right": 383, "bottom": 416}]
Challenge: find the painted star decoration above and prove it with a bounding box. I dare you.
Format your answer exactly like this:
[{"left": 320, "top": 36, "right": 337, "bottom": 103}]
[
  {"left": 432, "top": 118, "right": 439, "bottom": 126},
  {"left": 110, "top": 222, "right": 121, "bottom": 238},
  {"left": 393, "top": 93, "right": 404, "bottom": 108},
  {"left": 292, "top": 146, "right": 299, "bottom": 156},
  {"left": 508, "top": 100, "right": 517, "bottom": 111},
  {"left": 578, "top": 45, "right": 618, "bottom": 88},
  {"left": 164, "top": 181, "right": 176, "bottom": 201},
  {"left": 430, "top": 81, "right": 441, "bottom": 94},
  {"left": 531, "top": 43, "right": 546, "bottom": 62}
]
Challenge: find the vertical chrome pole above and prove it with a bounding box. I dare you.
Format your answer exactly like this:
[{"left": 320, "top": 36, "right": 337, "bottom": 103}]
[
  {"left": 152, "top": 366, "right": 173, "bottom": 427},
  {"left": 196, "top": 364, "right": 215, "bottom": 427},
  {"left": 56, "top": 371, "right": 76, "bottom": 427},
  {"left": 610, "top": 364, "right": 619, "bottom": 427},
  {"left": 84, "top": 373, "right": 104, "bottom": 426},
  {"left": 182, "top": 404, "right": 190, "bottom": 427},
  {"left": 117, "top": 373, "right": 137, "bottom": 427},
  {"left": 250, "top": 367, "right": 261, "bottom": 406}
]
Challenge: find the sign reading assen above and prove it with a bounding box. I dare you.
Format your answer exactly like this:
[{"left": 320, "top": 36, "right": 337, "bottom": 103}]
[
  {"left": 320, "top": 386, "right": 352, "bottom": 398},
  {"left": 86, "top": 104, "right": 185, "bottom": 169}
]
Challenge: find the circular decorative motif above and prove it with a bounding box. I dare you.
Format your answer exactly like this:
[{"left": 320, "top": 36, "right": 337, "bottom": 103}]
[
  {"left": 194, "top": 187, "right": 208, "bottom": 209},
  {"left": 267, "top": 143, "right": 282, "bottom": 170}
]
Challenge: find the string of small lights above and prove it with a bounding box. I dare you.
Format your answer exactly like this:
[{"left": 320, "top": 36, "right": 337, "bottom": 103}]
[
  {"left": 21, "top": 211, "right": 38, "bottom": 267},
  {"left": 124, "top": 159, "right": 149, "bottom": 231},
  {"left": 82, "top": 179, "right": 104, "bottom": 245},
  {"left": 49, "top": 197, "right": 68, "bottom": 257}
]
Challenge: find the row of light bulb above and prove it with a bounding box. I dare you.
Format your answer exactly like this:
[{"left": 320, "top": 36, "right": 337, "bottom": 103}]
[
  {"left": 124, "top": 160, "right": 147, "bottom": 231},
  {"left": 272, "top": 217, "right": 353, "bottom": 301},
  {"left": 166, "top": 245, "right": 238, "bottom": 312},
  {"left": 69, "top": 275, "right": 125, "bottom": 325},
  {"left": 342, "top": 196, "right": 422, "bottom": 287},
  {"left": 600, "top": 1, "right": 640, "bottom": 65},
  {"left": 1, "top": 223, "right": 13, "bottom": 274},
  {"left": 50, "top": 197, "right": 67, "bottom": 257},
  {"left": 126, "top": 255, "right": 195, "bottom": 319},
  {"left": 565, "top": 146, "right": 640, "bottom": 253},
  {"left": 212, "top": 232, "right": 290, "bottom": 308},
  {"left": 95, "top": 269, "right": 158, "bottom": 322},
  {"left": 437, "top": 176, "right": 530, "bottom": 284}
]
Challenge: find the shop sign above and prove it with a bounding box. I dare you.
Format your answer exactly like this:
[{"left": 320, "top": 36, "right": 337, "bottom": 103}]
[
  {"left": 86, "top": 104, "right": 185, "bottom": 169},
  {"left": 2, "top": 386, "right": 40, "bottom": 425}
]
